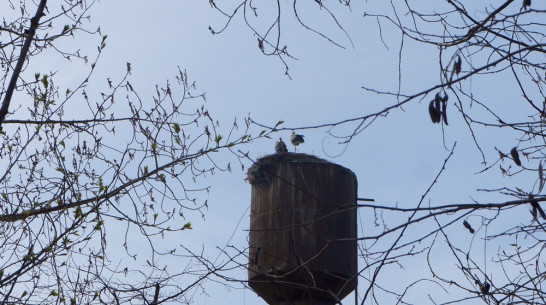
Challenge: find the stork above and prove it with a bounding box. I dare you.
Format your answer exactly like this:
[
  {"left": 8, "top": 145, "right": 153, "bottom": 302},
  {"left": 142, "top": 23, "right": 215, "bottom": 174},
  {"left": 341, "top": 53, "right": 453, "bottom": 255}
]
[
  {"left": 275, "top": 137, "right": 288, "bottom": 153},
  {"left": 290, "top": 131, "right": 304, "bottom": 152}
]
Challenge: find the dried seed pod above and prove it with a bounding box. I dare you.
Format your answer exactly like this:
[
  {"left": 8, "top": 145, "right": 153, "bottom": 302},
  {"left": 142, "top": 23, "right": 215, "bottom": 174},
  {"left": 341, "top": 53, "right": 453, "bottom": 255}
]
[
  {"left": 435, "top": 93, "right": 441, "bottom": 114},
  {"left": 428, "top": 100, "right": 441, "bottom": 123},
  {"left": 463, "top": 220, "right": 475, "bottom": 234},
  {"left": 441, "top": 93, "right": 448, "bottom": 125},
  {"left": 454, "top": 55, "right": 462, "bottom": 75},
  {"left": 480, "top": 282, "right": 490, "bottom": 295},
  {"left": 511, "top": 147, "right": 522, "bottom": 166},
  {"left": 531, "top": 203, "right": 538, "bottom": 221},
  {"left": 529, "top": 195, "right": 546, "bottom": 220},
  {"left": 539, "top": 161, "right": 544, "bottom": 192}
]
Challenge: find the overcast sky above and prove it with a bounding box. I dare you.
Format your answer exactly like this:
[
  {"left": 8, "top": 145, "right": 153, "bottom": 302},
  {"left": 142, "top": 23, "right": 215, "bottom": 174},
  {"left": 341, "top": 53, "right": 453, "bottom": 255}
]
[{"left": 14, "top": 1, "right": 542, "bottom": 304}]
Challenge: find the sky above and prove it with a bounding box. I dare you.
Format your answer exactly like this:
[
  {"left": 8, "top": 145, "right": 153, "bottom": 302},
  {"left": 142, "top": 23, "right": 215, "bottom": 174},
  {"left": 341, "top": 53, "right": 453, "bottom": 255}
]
[{"left": 3, "top": 0, "right": 544, "bottom": 304}]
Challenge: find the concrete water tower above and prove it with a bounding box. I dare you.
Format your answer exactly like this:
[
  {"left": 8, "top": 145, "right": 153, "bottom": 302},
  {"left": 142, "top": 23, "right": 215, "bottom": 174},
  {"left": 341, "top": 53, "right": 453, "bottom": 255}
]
[{"left": 247, "top": 153, "right": 358, "bottom": 305}]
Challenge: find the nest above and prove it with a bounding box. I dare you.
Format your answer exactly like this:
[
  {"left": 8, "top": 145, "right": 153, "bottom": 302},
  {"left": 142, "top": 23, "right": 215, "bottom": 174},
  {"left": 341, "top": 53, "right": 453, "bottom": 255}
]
[{"left": 245, "top": 153, "right": 329, "bottom": 186}]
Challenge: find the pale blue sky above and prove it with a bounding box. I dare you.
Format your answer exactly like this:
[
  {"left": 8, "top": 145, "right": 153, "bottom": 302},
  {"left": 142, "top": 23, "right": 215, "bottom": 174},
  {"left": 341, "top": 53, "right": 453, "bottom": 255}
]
[
  {"left": 7, "top": 0, "right": 542, "bottom": 304},
  {"left": 89, "top": 1, "right": 536, "bottom": 304}
]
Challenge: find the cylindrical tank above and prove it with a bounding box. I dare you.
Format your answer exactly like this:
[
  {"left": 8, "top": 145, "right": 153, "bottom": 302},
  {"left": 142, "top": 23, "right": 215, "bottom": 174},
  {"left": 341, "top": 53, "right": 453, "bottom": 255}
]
[{"left": 247, "top": 153, "right": 357, "bottom": 305}]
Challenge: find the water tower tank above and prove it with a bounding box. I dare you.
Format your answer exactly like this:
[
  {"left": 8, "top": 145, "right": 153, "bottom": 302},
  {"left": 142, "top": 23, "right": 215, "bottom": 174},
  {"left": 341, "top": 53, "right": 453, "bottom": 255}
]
[{"left": 247, "top": 153, "right": 357, "bottom": 305}]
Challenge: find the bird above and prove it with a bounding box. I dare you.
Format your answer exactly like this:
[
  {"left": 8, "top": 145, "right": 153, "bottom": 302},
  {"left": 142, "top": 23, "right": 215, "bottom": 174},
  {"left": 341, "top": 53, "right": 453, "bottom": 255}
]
[
  {"left": 290, "top": 131, "right": 304, "bottom": 151},
  {"left": 275, "top": 137, "right": 288, "bottom": 153}
]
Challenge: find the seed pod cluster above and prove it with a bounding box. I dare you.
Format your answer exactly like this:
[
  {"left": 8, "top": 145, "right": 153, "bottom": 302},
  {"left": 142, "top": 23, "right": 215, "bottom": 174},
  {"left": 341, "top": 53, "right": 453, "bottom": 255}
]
[{"left": 428, "top": 92, "right": 449, "bottom": 125}]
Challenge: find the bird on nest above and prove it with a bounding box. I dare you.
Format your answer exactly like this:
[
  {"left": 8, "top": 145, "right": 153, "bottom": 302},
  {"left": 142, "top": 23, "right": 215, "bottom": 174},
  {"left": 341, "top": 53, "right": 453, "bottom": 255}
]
[
  {"left": 275, "top": 137, "right": 288, "bottom": 153},
  {"left": 290, "top": 131, "right": 304, "bottom": 152}
]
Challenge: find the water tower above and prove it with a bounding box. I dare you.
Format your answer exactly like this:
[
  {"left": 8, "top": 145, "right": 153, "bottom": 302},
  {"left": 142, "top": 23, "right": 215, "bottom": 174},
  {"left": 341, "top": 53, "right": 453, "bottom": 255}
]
[{"left": 247, "top": 153, "right": 358, "bottom": 305}]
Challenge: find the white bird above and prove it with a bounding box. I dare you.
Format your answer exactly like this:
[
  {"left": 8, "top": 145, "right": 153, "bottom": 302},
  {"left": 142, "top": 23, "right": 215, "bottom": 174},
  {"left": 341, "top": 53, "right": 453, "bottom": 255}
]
[
  {"left": 290, "top": 131, "right": 304, "bottom": 151},
  {"left": 275, "top": 137, "right": 288, "bottom": 153}
]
